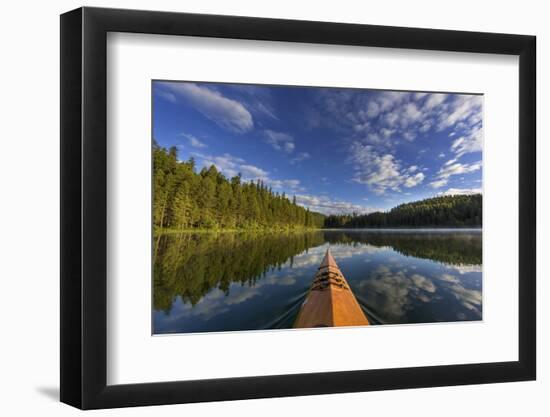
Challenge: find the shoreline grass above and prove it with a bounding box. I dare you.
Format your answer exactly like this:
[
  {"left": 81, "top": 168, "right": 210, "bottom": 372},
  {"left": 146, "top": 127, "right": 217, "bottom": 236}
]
[
  {"left": 155, "top": 226, "right": 482, "bottom": 236},
  {"left": 155, "top": 227, "right": 323, "bottom": 235}
]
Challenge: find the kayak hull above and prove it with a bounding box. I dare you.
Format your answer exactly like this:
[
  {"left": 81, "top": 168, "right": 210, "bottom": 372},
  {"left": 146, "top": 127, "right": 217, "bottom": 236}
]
[{"left": 294, "top": 249, "right": 369, "bottom": 328}]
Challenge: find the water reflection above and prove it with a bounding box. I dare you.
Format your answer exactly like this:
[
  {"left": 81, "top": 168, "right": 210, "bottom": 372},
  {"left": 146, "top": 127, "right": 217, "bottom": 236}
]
[{"left": 153, "top": 229, "right": 482, "bottom": 334}]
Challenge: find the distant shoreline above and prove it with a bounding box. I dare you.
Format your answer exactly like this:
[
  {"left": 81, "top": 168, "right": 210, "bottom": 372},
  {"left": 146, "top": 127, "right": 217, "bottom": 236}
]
[
  {"left": 156, "top": 226, "right": 482, "bottom": 235},
  {"left": 155, "top": 227, "right": 321, "bottom": 235},
  {"left": 321, "top": 227, "right": 482, "bottom": 231}
]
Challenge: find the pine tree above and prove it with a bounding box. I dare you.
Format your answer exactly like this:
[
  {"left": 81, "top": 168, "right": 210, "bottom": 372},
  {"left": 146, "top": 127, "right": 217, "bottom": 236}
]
[{"left": 152, "top": 145, "right": 326, "bottom": 231}]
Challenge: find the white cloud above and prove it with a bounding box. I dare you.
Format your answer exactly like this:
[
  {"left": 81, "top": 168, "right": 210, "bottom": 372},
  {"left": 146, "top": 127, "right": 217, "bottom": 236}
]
[
  {"left": 223, "top": 84, "right": 280, "bottom": 121},
  {"left": 156, "top": 89, "right": 176, "bottom": 103},
  {"left": 451, "top": 124, "right": 482, "bottom": 157},
  {"left": 380, "top": 127, "right": 395, "bottom": 139},
  {"left": 239, "top": 164, "right": 268, "bottom": 178},
  {"left": 312, "top": 90, "right": 483, "bottom": 172},
  {"left": 438, "top": 161, "right": 482, "bottom": 179},
  {"left": 309, "top": 91, "right": 482, "bottom": 200},
  {"left": 429, "top": 179, "right": 449, "bottom": 189},
  {"left": 311, "top": 89, "right": 412, "bottom": 144},
  {"left": 383, "top": 113, "right": 399, "bottom": 129},
  {"left": 437, "top": 95, "right": 483, "bottom": 159},
  {"left": 429, "top": 161, "right": 481, "bottom": 189},
  {"left": 264, "top": 130, "right": 295, "bottom": 154},
  {"left": 158, "top": 82, "right": 253, "bottom": 133},
  {"left": 404, "top": 172, "right": 425, "bottom": 188},
  {"left": 295, "top": 194, "right": 383, "bottom": 215},
  {"left": 438, "top": 187, "right": 482, "bottom": 196},
  {"left": 365, "top": 133, "right": 382, "bottom": 144},
  {"left": 179, "top": 133, "right": 207, "bottom": 148},
  {"left": 348, "top": 142, "right": 425, "bottom": 194},
  {"left": 411, "top": 274, "right": 436, "bottom": 293},
  {"left": 290, "top": 152, "right": 311, "bottom": 164},
  {"left": 359, "top": 269, "right": 413, "bottom": 320},
  {"left": 353, "top": 153, "right": 402, "bottom": 194},
  {"left": 254, "top": 101, "right": 278, "bottom": 120},
  {"left": 447, "top": 264, "right": 482, "bottom": 274},
  {"left": 419, "top": 121, "right": 432, "bottom": 133},
  {"left": 424, "top": 93, "right": 447, "bottom": 110},
  {"left": 439, "top": 273, "right": 460, "bottom": 283},
  {"left": 318, "top": 90, "right": 474, "bottom": 196},
  {"left": 402, "top": 103, "right": 423, "bottom": 125},
  {"left": 355, "top": 92, "right": 443, "bottom": 141},
  {"left": 266, "top": 178, "right": 303, "bottom": 192},
  {"left": 195, "top": 152, "right": 244, "bottom": 178},
  {"left": 438, "top": 95, "right": 482, "bottom": 132},
  {"left": 284, "top": 142, "right": 295, "bottom": 153},
  {"left": 449, "top": 284, "right": 482, "bottom": 314},
  {"left": 366, "top": 101, "right": 380, "bottom": 118},
  {"left": 224, "top": 288, "right": 261, "bottom": 306},
  {"left": 192, "top": 151, "right": 303, "bottom": 193}
]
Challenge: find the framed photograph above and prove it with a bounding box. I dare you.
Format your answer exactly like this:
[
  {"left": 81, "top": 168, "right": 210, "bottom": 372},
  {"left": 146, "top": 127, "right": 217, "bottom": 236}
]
[{"left": 60, "top": 7, "right": 536, "bottom": 409}]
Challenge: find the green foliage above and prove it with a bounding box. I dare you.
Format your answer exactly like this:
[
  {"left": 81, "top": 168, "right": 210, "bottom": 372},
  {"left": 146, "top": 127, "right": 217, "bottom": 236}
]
[
  {"left": 153, "top": 231, "right": 325, "bottom": 312},
  {"left": 324, "top": 230, "right": 482, "bottom": 265},
  {"left": 153, "top": 230, "right": 481, "bottom": 313},
  {"left": 153, "top": 142, "right": 325, "bottom": 231},
  {"left": 324, "top": 194, "right": 482, "bottom": 228}
]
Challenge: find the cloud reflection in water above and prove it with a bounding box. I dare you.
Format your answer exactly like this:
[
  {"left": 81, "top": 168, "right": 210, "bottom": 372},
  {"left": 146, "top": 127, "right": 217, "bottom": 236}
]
[{"left": 154, "top": 230, "right": 482, "bottom": 333}]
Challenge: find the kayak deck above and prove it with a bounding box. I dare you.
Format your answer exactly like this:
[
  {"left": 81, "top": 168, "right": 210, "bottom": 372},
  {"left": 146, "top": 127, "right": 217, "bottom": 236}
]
[{"left": 294, "top": 248, "right": 369, "bottom": 328}]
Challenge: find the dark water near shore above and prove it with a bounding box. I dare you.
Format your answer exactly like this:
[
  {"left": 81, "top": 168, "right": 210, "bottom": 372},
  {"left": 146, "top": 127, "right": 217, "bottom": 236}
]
[{"left": 153, "top": 229, "right": 482, "bottom": 334}]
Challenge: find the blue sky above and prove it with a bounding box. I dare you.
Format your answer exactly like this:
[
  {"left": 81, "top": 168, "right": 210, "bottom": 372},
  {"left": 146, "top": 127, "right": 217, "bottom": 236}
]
[{"left": 153, "top": 81, "right": 482, "bottom": 215}]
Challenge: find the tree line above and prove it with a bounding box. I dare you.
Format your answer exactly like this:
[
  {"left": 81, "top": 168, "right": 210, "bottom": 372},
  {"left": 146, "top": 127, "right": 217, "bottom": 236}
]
[
  {"left": 324, "top": 194, "right": 482, "bottom": 228},
  {"left": 153, "top": 143, "right": 325, "bottom": 231},
  {"left": 154, "top": 231, "right": 325, "bottom": 312},
  {"left": 153, "top": 229, "right": 481, "bottom": 314},
  {"left": 324, "top": 230, "right": 481, "bottom": 265}
]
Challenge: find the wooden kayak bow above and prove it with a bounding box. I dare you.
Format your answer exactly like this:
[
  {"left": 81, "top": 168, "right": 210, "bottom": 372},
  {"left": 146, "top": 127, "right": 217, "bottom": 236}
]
[{"left": 294, "top": 248, "right": 370, "bottom": 328}]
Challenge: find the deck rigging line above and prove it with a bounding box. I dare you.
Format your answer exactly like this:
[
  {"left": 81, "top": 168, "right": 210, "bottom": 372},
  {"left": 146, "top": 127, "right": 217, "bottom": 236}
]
[{"left": 294, "top": 248, "right": 370, "bottom": 328}]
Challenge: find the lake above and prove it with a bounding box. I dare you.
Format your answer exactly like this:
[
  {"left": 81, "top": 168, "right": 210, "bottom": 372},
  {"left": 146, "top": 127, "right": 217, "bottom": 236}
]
[{"left": 153, "top": 229, "right": 482, "bottom": 334}]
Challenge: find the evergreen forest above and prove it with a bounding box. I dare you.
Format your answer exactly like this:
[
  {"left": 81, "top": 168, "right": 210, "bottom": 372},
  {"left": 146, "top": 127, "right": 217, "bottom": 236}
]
[
  {"left": 154, "top": 143, "right": 482, "bottom": 231},
  {"left": 153, "top": 142, "right": 325, "bottom": 231},
  {"left": 324, "top": 194, "right": 482, "bottom": 228}
]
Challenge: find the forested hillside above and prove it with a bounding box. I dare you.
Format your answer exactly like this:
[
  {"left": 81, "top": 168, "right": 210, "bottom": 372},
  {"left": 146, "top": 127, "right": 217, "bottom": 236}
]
[
  {"left": 153, "top": 143, "right": 325, "bottom": 231},
  {"left": 324, "top": 194, "right": 482, "bottom": 228},
  {"left": 154, "top": 231, "right": 325, "bottom": 311}
]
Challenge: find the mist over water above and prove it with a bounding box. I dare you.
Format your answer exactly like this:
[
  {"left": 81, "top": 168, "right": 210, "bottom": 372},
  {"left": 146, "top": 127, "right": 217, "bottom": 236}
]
[{"left": 153, "top": 229, "right": 482, "bottom": 334}]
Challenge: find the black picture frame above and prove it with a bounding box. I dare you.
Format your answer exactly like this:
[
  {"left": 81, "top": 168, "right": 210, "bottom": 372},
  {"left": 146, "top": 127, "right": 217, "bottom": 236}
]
[{"left": 60, "top": 6, "right": 536, "bottom": 410}]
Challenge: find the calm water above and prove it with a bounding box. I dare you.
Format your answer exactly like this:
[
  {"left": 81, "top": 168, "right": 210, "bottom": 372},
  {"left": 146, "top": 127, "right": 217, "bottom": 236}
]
[{"left": 153, "top": 229, "right": 482, "bottom": 334}]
